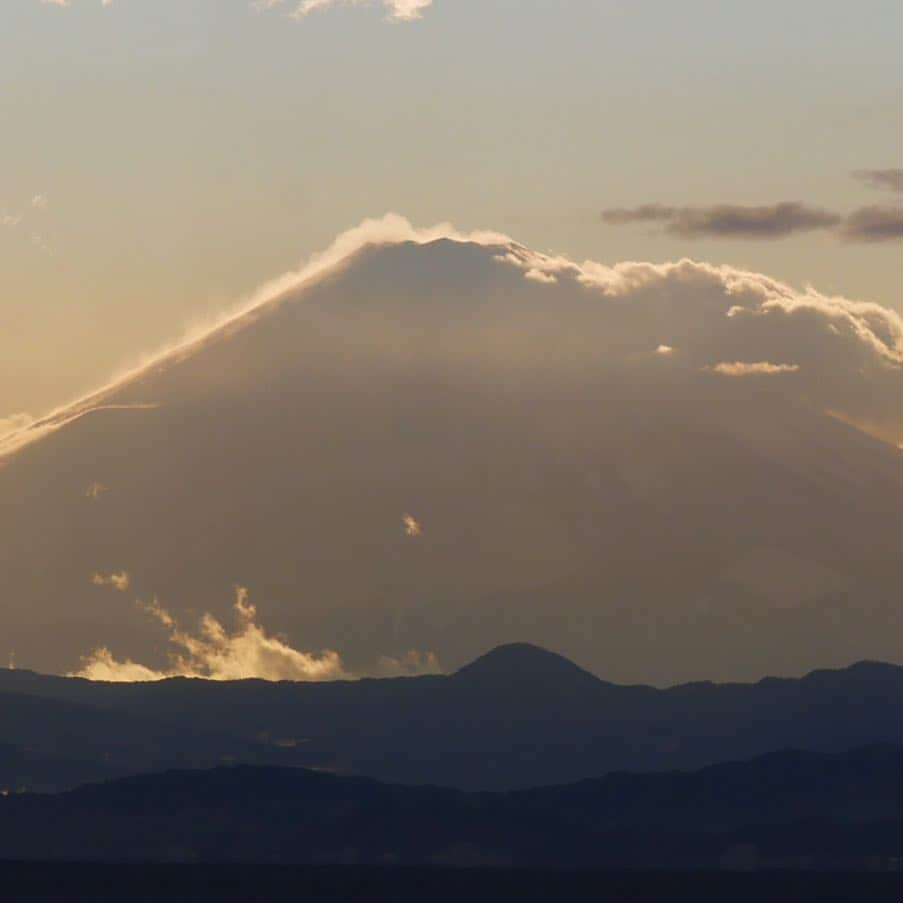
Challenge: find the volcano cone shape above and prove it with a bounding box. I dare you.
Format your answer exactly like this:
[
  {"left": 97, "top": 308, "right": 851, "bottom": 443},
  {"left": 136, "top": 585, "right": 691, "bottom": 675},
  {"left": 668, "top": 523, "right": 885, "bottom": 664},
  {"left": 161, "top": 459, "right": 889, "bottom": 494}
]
[{"left": 2, "top": 221, "right": 903, "bottom": 683}]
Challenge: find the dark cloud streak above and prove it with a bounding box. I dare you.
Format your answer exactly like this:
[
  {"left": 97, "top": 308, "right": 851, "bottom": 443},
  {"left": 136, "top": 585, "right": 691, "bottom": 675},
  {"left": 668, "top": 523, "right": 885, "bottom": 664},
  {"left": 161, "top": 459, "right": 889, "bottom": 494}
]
[
  {"left": 853, "top": 169, "right": 903, "bottom": 193},
  {"left": 603, "top": 200, "right": 903, "bottom": 242},
  {"left": 840, "top": 206, "right": 903, "bottom": 242},
  {"left": 601, "top": 202, "right": 841, "bottom": 239}
]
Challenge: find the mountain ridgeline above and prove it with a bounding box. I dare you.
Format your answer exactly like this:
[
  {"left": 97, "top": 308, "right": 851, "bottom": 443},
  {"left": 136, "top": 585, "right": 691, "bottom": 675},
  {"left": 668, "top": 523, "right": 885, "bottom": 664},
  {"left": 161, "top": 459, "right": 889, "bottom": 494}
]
[
  {"left": 5, "top": 745, "right": 903, "bottom": 869},
  {"left": 4, "top": 644, "right": 903, "bottom": 793}
]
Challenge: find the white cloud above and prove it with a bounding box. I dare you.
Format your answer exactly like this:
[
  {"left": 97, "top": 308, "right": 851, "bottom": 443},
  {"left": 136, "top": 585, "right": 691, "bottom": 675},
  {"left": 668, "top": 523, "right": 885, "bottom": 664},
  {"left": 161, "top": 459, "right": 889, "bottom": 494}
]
[
  {"left": 91, "top": 571, "right": 131, "bottom": 592},
  {"left": 74, "top": 587, "right": 350, "bottom": 682},
  {"left": 374, "top": 650, "right": 441, "bottom": 677},
  {"left": 261, "top": 0, "right": 433, "bottom": 23},
  {"left": 5, "top": 214, "right": 903, "bottom": 463},
  {"left": 85, "top": 481, "right": 108, "bottom": 500},
  {"left": 31, "top": 194, "right": 48, "bottom": 209},
  {"left": 0, "top": 413, "right": 33, "bottom": 439},
  {"left": 73, "top": 586, "right": 442, "bottom": 683},
  {"left": 40, "top": 1, "right": 112, "bottom": 6},
  {"left": 706, "top": 361, "right": 800, "bottom": 377}
]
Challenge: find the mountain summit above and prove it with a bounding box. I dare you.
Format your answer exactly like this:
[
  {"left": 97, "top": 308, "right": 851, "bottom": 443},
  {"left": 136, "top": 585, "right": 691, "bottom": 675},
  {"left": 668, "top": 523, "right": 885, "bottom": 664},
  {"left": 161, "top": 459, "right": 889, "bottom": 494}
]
[{"left": 1, "top": 220, "right": 902, "bottom": 682}]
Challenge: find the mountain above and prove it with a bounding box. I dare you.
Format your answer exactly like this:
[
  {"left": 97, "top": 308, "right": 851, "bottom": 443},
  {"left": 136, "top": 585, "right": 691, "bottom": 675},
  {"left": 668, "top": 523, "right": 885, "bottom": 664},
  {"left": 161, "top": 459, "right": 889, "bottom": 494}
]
[
  {"left": 7, "top": 645, "right": 903, "bottom": 792},
  {"left": 1, "top": 229, "right": 902, "bottom": 683},
  {"left": 6, "top": 745, "right": 903, "bottom": 869}
]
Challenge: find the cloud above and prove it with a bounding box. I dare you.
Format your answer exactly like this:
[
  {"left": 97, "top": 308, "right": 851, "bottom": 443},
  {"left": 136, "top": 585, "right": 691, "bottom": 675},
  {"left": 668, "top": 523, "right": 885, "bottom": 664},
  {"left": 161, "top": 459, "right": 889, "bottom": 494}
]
[
  {"left": 1, "top": 214, "right": 22, "bottom": 228},
  {"left": 39, "top": 1, "right": 113, "bottom": 6},
  {"left": 74, "top": 586, "right": 442, "bottom": 682},
  {"left": 85, "top": 481, "right": 108, "bottom": 500},
  {"left": 374, "top": 650, "right": 441, "bottom": 677},
  {"left": 5, "top": 213, "right": 903, "bottom": 467},
  {"left": 840, "top": 206, "right": 903, "bottom": 242},
  {"left": 260, "top": 0, "right": 433, "bottom": 22},
  {"left": 496, "top": 239, "right": 903, "bottom": 446},
  {"left": 601, "top": 202, "right": 842, "bottom": 239},
  {"left": 705, "top": 361, "right": 801, "bottom": 377},
  {"left": 74, "top": 587, "right": 350, "bottom": 682},
  {"left": 0, "top": 413, "right": 34, "bottom": 439},
  {"left": 403, "top": 513, "right": 422, "bottom": 537},
  {"left": 853, "top": 169, "right": 903, "bottom": 193},
  {"left": 0, "top": 214, "right": 509, "bottom": 459},
  {"left": 31, "top": 194, "right": 48, "bottom": 209},
  {"left": 91, "top": 571, "right": 131, "bottom": 592}
]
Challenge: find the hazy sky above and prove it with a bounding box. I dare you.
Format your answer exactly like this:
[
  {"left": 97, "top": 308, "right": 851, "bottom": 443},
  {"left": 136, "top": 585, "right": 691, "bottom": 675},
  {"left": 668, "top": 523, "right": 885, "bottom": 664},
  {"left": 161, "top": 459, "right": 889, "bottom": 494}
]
[{"left": 2, "top": 0, "right": 901, "bottom": 418}]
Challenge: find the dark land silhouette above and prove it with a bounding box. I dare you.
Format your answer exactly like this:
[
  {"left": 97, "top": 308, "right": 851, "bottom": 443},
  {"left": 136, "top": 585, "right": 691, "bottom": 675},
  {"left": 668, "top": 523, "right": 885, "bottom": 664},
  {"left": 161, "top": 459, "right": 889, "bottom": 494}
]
[
  {"left": 6, "top": 644, "right": 903, "bottom": 792},
  {"left": 5, "top": 745, "right": 903, "bottom": 870}
]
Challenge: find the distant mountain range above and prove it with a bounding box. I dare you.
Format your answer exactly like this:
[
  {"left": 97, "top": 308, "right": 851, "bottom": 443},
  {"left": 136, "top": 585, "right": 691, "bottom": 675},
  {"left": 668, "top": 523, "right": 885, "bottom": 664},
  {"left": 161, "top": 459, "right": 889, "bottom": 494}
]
[
  {"left": 6, "top": 644, "right": 903, "bottom": 792},
  {"left": 5, "top": 744, "right": 903, "bottom": 869}
]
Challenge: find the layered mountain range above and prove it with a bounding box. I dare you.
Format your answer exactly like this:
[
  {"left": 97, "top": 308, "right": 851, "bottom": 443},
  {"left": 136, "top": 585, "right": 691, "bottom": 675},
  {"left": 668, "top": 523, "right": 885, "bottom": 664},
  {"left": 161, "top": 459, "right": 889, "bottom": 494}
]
[{"left": 6, "top": 644, "right": 903, "bottom": 793}]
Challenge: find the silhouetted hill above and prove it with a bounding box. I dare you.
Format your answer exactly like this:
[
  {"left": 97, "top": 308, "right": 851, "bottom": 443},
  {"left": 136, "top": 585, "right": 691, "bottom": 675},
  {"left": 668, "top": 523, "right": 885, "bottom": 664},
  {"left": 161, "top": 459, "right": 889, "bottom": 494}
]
[
  {"left": 452, "top": 642, "right": 603, "bottom": 693},
  {"left": 0, "top": 690, "right": 320, "bottom": 793},
  {"left": 5, "top": 865, "right": 903, "bottom": 903},
  {"left": 5, "top": 746, "right": 903, "bottom": 869},
  {"left": 7, "top": 649, "right": 903, "bottom": 792}
]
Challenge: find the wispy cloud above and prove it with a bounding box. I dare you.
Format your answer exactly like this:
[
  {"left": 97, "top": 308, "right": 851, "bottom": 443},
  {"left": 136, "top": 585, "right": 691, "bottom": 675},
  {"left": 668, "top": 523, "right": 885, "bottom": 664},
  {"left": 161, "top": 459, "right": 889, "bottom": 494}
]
[
  {"left": 0, "top": 413, "right": 34, "bottom": 439},
  {"left": 260, "top": 0, "right": 433, "bottom": 22},
  {"left": 75, "top": 587, "right": 350, "bottom": 682},
  {"left": 91, "top": 571, "right": 131, "bottom": 592},
  {"left": 853, "top": 169, "right": 903, "bottom": 193},
  {"left": 601, "top": 202, "right": 841, "bottom": 239},
  {"left": 705, "top": 361, "right": 801, "bottom": 377},
  {"left": 840, "top": 206, "right": 903, "bottom": 242},
  {"left": 39, "top": 1, "right": 113, "bottom": 6},
  {"left": 402, "top": 513, "right": 422, "bottom": 537},
  {"left": 603, "top": 199, "right": 903, "bottom": 243},
  {"left": 85, "top": 481, "right": 108, "bottom": 500},
  {"left": 76, "top": 584, "right": 442, "bottom": 682}
]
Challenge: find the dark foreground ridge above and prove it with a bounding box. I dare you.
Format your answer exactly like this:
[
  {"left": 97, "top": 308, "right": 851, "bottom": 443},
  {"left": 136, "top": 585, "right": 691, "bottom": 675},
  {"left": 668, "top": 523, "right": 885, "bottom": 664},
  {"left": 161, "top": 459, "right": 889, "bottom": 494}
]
[
  {"left": 5, "top": 745, "right": 903, "bottom": 870},
  {"left": 5, "top": 645, "right": 903, "bottom": 792},
  {"left": 2, "top": 864, "right": 903, "bottom": 903}
]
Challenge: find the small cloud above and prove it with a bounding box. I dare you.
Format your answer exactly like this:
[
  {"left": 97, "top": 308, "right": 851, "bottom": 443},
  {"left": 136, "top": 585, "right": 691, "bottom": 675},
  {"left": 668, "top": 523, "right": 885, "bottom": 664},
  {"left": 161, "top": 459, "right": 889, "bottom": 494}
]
[
  {"left": 85, "top": 481, "right": 108, "bottom": 500},
  {"left": 655, "top": 344, "right": 675, "bottom": 355},
  {"left": 91, "top": 571, "right": 131, "bottom": 592},
  {"left": 602, "top": 202, "right": 841, "bottom": 239},
  {"left": 261, "top": 0, "right": 433, "bottom": 23},
  {"left": 31, "top": 194, "right": 48, "bottom": 210},
  {"left": 853, "top": 169, "right": 903, "bottom": 193},
  {"left": 403, "top": 513, "right": 422, "bottom": 537},
  {"left": 524, "top": 268, "right": 558, "bottom": 284},
  {"left": 374, "top": 650, "right": 442, "bottom": 677},
  {"left": 705, "top": 361, "right": 801, "bottom": 377},
  {"left": 840, "top": 206, "right": 903, "bottom": 242},
  {"left": 0, "top": 413, "right": 34, "bottom": 438},
  {"left": 1, "top": 214, "right": 22, "bottom": 228}
]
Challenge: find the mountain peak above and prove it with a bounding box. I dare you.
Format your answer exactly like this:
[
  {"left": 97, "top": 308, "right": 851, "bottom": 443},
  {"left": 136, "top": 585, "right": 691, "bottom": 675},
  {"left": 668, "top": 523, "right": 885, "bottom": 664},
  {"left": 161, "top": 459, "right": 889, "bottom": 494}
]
[{"left": 452, "top": 643, "right": 601, "bottom": 692}]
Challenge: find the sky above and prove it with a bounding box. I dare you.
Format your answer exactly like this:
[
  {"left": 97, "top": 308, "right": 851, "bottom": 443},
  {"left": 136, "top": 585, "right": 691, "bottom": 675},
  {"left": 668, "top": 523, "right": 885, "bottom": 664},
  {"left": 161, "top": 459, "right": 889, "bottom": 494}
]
[{"left": 2, "top": 0, "right": 902, "bottom": 420}]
